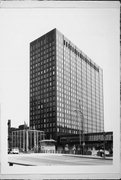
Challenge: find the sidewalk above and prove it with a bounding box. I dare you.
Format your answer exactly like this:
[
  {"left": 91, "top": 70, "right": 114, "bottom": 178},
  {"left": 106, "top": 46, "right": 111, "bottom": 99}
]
[{"left": 63, "top": 153, "right": 113, "bottom": 160}]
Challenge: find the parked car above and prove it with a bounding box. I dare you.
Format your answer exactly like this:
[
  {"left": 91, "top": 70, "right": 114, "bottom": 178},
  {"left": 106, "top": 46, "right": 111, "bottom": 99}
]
[
  {"left": 97, "top": 150, "right": 110, "bottom": 157},
  {"left": 11, "top": 148, "right": 19, "bottom": 154}
]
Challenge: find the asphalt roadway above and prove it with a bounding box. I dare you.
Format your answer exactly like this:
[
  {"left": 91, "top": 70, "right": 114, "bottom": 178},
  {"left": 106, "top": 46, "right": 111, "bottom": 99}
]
[{"left": 8, "top": 153, "right": 113, "bottom": 166}]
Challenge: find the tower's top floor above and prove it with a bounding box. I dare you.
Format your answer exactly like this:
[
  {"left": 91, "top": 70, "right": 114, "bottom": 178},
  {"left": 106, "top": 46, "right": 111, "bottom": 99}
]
[{"left": 30, "top": 28, "right": 102, "bottom": 73}]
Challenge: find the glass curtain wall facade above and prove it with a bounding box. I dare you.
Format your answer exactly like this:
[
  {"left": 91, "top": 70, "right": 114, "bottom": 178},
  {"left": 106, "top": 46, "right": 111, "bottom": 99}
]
[
  {"left": 30, "top": 29, "right": 57, "bottom": 139},
  {"left": 30, "top": 28, "right": 104, "bottom": 140}
]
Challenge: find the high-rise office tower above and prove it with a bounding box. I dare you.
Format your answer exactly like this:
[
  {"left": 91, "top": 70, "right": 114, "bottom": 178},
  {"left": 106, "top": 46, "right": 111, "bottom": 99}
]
[{"left": 30, "top": 29, "right": 104, "bottom": 140}]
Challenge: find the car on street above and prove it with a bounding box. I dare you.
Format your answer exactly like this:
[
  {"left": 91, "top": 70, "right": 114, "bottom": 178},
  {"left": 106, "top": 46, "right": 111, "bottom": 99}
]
[
  {"left": 97, "top": 150, "right": 110, "bottom": 157},
  {"left": 11, "top": 148, "right": 19, "bottom": 154}
]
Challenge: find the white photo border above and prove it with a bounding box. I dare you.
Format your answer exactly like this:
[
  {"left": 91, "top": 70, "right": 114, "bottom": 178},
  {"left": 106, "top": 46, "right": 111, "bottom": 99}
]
[{"left": 0, "top": 1, "right": 120, "bottom": 179}]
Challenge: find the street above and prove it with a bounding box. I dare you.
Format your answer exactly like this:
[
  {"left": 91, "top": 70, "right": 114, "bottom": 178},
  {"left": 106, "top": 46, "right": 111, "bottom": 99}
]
[{"left": 8, "top": 153, "right": 113, "bottom": 166}]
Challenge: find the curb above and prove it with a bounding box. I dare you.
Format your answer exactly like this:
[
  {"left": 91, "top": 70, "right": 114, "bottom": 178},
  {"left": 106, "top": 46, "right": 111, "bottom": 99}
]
[
  {"left": 8, "top": 161, "right": 35, "bottom": 166},
  {"left": 63, "top": 154, "right": 113, "bottom": 160}
]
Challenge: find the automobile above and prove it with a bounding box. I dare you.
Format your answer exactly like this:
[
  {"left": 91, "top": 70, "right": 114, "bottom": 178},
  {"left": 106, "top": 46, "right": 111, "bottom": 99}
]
[
  {"left": 97, "top": 150, "right": 110, "bottom": 157},
  {"left": 11, "top": 148, "right": 19, "bottom": 154}
]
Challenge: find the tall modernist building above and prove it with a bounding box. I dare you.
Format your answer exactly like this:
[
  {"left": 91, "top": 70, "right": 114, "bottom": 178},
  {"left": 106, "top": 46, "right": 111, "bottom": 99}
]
[{"left": 30, "top": 28, "right": 104, "bottom": 140}]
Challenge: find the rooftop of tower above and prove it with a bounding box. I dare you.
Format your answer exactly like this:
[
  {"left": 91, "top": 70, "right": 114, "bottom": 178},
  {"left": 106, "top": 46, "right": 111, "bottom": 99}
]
[{"left": 30, "top": 28, "right": 102, "bottom": 71}]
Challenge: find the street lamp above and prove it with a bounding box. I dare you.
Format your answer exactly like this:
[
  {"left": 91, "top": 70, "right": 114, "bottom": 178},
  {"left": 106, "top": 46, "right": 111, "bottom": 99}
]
[
  {"left": 73, "top": 109, "right": 82, "bottom": 147},
  {"left": 73, "top": 100, "right": 85, "bottom": 155}
]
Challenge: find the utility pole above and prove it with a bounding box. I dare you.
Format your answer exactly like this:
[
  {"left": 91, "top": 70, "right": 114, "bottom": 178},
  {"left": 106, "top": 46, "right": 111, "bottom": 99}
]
[
  {"left": 74, "top": 100, "right": 85, "bottom": 155},
  {"left": 79, "top": 100, "right": 85, "bottom": 155},
  {"left": 74, "top": 110, "right": 81, "bottom": 146}
]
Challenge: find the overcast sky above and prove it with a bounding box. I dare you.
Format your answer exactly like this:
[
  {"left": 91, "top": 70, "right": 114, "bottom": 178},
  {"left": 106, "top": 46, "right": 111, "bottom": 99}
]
[{"left": 0, "top": 6, "right": 119, "bottom": 132}]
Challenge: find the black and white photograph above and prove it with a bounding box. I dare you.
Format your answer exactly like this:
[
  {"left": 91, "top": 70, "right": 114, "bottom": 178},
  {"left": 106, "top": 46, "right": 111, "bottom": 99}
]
[{"left": 0, "top": 1, "right": 120, "bottom": 179}]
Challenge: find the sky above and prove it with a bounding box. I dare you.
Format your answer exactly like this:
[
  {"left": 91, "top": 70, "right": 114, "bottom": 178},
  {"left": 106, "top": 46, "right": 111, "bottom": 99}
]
[{"left": 0, "top": 6, "right": 120, "bottom": 132}]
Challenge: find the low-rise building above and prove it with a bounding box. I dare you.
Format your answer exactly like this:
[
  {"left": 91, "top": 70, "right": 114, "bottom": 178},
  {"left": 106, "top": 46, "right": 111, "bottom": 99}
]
[
  {"left": 11, "top": 129, "right": 45, "bottom": 152},
  {"left": 8, "top": 120, "right": 45, "bottom": 153}
]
